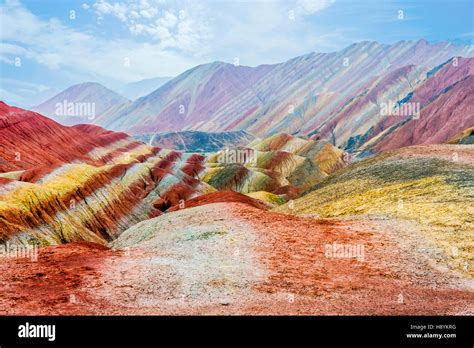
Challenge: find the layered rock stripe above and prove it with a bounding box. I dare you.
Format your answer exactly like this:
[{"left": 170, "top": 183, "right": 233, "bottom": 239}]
[
  {"left": 202, "top": 133, "right": 347, "bottom": 197},
  {"left": 0, "top": 102, "right": 213, "bottom": 246},
  {"left": 75, "top": 40, "right": 474, "bottom": 157}
]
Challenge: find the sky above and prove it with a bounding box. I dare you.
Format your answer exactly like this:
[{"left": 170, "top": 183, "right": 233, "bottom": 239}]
[{"left": 0, "top": 0, "right": 473, "bottom": 107}]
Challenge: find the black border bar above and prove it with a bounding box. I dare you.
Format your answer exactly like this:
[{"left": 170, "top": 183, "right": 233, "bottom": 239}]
[{"left": 0, "top": 316, "right": 472, "bottom": 346}]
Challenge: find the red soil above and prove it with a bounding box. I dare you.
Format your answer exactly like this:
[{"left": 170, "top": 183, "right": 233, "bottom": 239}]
[
  {"left": 1, "top": 203, "right": 472, "bottom": 315},
  {"left": 18, "top": 164, "right": 63, "bottom": 183},
  {"left": 72, "top": 123, "right": 126, "bottom": 137},
  {"left": 0, "top": 242, "right": 119, "bottom": 315},
  {"left": 240, "top": 206, "right": 474, "bottom": 314}
]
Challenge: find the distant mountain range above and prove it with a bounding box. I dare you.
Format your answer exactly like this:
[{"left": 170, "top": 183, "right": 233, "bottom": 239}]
[
  {"left": 32, "top": 82, "right": 130, "bottom": 126},
  {"left": 134, "top": 130, "right": 255, "bottom": 153},
  {"left": 30, "top": 39, "right": 474, "bottom": 156},
  {"left": 32, "top": 76, "right": 172, "bottom": 125},
  {"left": 0, "top": 83, "right": 60, "bottom": 109},
  {"left": 117, "top": 76, "right": 172, "bottom": 100},
  {"left": 356, "top": 57, "right": 474, "bottom": 156}
]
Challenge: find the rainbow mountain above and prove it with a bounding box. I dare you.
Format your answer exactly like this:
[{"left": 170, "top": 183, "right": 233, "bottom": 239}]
[
  {"left": 77, "top": 40, "right": 473, "bottom": 156},
  {"left": 0, "top": 102, "right": 215, "bottom": 245},
  {"left": 0, "top": 102, "right": 345, "bottom": 246}
]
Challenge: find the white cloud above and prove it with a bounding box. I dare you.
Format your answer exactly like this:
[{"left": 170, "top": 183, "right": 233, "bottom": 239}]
[
  {"left": 88, "top": 0, "right": 211, "bottom": 54},
  {"left": 204, "top": 0, "right": 345, "bottom": 66},
  {"left": 0, "top": 0, "right": 208, "bottom": 83},
  {"left": 0, "top": 43, "right": 61, "bottom": 69},
  {"left": 0, "top": 77, "right": 59, "bottom": 107},
  {"left": 297, "top": 0, "right": 336, "bottom": 14},
  {"left": 2, "top": 78, "right": 50, "bottom": 93},
  {"left": 158, "top": 11, "right": 178, "bottom": 28},
  {"left": 32, "top": 52, "right": 62, "bottom": 69},
  {"left": 0, "top": 0, "right": 347, "bottom": 93},
  {"left": 0, "top": 56, "right": 15, "bottom": 65},
  {"left": 140, "top": 7, "right": 158, "bottom": 19},
  {"left": 93, "top": 0, "right": 129, "bottom": 22},
  {"left": 0, "top": 0, "right": 45, "bottom": 44},
  {"left": 0, "top": 43, "right": 27, "bottom": 56}
]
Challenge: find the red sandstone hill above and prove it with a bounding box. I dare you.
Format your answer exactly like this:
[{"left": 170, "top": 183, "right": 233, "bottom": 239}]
[
  {"left": 0, "top": 102, "right": 213, "bottom": 245},
  {"left": 0, "top": 101, "right": 132, "bottom": 173}
]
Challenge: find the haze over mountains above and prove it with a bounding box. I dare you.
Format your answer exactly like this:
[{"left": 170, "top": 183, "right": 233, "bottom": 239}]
[
  {"left": 117, "top": 76, "right": 172, "bottom": 100},
  {"left": 32, "top": 39, "right": 473, "bottom": 157},
  {"left": 32, "top": 76, "right": 172, "bottom": 125},
  {"left": 102, "top": 40, "right": 472, "bottom": 137},
  {"left": 33, "top": 82, "right": 130, "bottom": 126}
]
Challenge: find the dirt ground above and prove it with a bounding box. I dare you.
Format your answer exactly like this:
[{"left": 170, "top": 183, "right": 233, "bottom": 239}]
[{"left": 0, "top": 202, "right": 473, "bottom": 315}]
